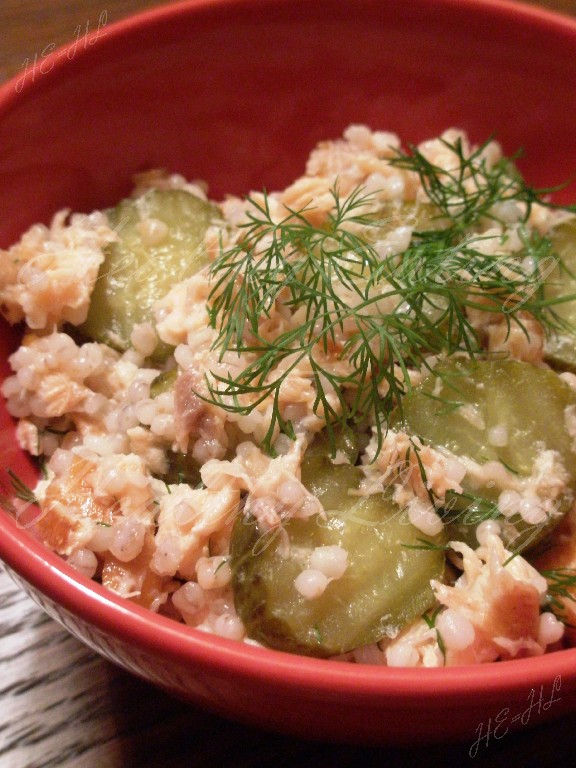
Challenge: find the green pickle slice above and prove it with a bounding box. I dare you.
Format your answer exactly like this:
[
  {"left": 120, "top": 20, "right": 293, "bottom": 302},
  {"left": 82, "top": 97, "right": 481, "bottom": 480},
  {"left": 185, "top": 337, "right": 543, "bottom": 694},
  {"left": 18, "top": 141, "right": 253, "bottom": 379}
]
[
  {"left": 543, "top": 218, "right": 576, "bottom": 370},
  {"left": 80, "top": 189, "right": 217, "bottom": 361},
  {"left": 396, "top": 358, "right": 576, "bottom": 551},
  {"left": 231, "top": 452, "right": 445, "bottom": 658}
]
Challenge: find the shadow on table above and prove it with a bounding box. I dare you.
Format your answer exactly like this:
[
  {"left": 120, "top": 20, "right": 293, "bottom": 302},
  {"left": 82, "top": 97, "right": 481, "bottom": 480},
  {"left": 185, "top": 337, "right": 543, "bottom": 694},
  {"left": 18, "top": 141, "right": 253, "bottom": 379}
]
[{"left": 105, "top": 664, "right": 576, "bottom": 768}]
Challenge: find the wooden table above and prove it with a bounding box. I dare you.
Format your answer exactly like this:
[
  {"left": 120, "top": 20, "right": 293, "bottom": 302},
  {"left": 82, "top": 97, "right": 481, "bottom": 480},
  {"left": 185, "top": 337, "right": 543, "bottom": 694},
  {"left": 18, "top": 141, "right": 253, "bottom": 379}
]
[{"left": 2, "top": 2, "right": 576, "bottom": 766}]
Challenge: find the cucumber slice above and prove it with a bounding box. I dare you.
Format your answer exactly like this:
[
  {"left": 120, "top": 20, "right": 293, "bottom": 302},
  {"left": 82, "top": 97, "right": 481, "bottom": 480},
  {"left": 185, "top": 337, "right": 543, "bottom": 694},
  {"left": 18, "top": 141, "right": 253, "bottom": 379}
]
[
  {"left": 149, "top": 369, "right": 177, "bottom": 399},
  {"left": 396, "top": 358, "right": 576, "bottom": 551},
  {"left": 80, "top": 189, "right": 217, "bottom": 361},
  {"left": 543, "top": 218, "right": 576, "bottom": 370},
  {"left": 231, "top": 456, "right": 445, "bottom": 657}
]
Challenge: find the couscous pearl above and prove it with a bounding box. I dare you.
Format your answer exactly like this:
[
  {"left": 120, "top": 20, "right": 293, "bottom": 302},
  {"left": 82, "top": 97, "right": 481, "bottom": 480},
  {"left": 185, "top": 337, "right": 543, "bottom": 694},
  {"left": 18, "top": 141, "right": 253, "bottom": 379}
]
[
  {"left": 130, "top": 326, "right": 158, "bottom": 357},
  {"left": 407, "top": 499, "right": 444, "bottom": 536},
  {"left": 386, "top": 642, "right": 419, "bottom": 667},
  {"left": 109, "top": 518, "right": 146, "bottom": 562},
  {"left": 559, "top": 372, "right": 576, "bottom": 391},
  {"left": 299, "top": 496, "right": 321, "bottom": 518},
  {"left": 135, "top": 399, "right": 157, "bottom": 425},
  {"left": 6, "top": 398, "right": 31, "bottom": 418},
  {"left": 73, "top": 353, "right": 97, "bottom": 378},
  {"left": 99, "top": 467, "right": 127, "bottom": 495},
  {"left": 538, "top": 611, "right": 565, "bottom": 646},
  {"left": 10, "top": 346, "right": 34, "bottom": 367},
  {"left": 151, "top": 413, "right": 174, "bottom": 437},
  {"left": 1, "top": 376, "right": 20, "bottom": 397},
  {"left": 118, "top": 405, "right": 139, "bottom": 431},
  {"left": 48, "top": 448, "right": 74, "bottom": 476},
  {"left": 443, "top": 456, "right": 467, "bottom": 485},
  {"left": 294, "top": 569, "right": 329, "bottom": 600},
  {"left": 155, "top": 392, "right": 174, "bottom": 409},
  {"left": 16, "top": 366, "right": 36, "bottom": 389},
  {"left": 210, "top": 596, "right": 236, "bottom": 616},
  {"left": 283, "top": 403, "right": 308, "bottom": 421},
  {"left": 104, "top": 411, "right": 120, "bottom": 433},
  {"left": 476, "top": 519, "right": 501, "bottom": 546},
  {"left": 151, "top": 535, "right": 181, "bottom": 576},
  {"left": 309, "top": 545, "right": 348, "bottom": 579},
  {"left": 488, "top": 425, "right": 508, "bottom": 447},
  {"left": 84, "top": 393, "right": 107, "bottom": 415},
  {"left": 518, "top": 497, "right": 547, "bottom": 525},
  {"left": 277, "top": 479, "right": 305, "bottom": 508},
  {"left": 387, "top": 225, "right": 412, "bottom": 255},
  {"left": 192, "top": 438, "right": 225, "bottom": 464},
  {"left": 41, "top": 433, "right": 59, "bottom": 457},
  {"left": 128, "top": 379, "right": 151, "bottom": 404},
  {"left": 123, "top": 349, "right": 144, "bottom": 366},
  {"left": 87, "top": 523, "right": 114, "bottom": 552},
  {"left": 67, "top": 548, "right": 98, "bottom": 579},
  {"left": 498, "top": 489, "right": 521, "bottom": 518},
  {"left": 172, "top": 581, "right": 206, "bottom": 614},
  {"left": 213, "top": 613, "right": 245, "bottom": 641},
  {"left": 272, "top": 433, "right": 293, "bottom": 456},
  {"left": 174, "top": 344, "right": 196, "bottom": 369},
  {"left": 137, "top": 217, "right": 169, "bottom": 246},
  {"left": 196, "top": 556, "right": 231, "bottom": 589},
  {"left": 436, "top": 609, "right": 476, "bottom": 652}
]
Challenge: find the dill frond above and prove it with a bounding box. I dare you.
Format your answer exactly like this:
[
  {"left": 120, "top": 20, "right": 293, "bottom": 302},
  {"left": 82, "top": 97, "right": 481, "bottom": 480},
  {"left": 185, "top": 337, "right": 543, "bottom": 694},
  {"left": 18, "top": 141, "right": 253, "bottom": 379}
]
[
  {"left": 6, "top": 469, "right": 38, "bottom": 505},
  {"left": 543, "top": 568, "right": 576, "bottom": 605},
  {"left": 0, "top": 469, "right": 39, "bottom": 514},
  {"left": 205, "top": 137, "right": 575, "bottom": 456},
  {"left": 541, "top": 568, "right": 576, "bottom": 626}
]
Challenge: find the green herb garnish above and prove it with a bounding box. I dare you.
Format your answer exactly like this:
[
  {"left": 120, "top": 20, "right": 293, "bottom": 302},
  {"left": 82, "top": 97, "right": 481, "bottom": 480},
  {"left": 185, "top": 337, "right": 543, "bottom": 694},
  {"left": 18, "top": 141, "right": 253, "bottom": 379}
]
[
  {"left": 205, "top": 136, "right": 574, "bottom": 456},
  {"left": 6, "top": 469, "right": 39, "bottom": 505},
  {"left": 401, "top": 538, "right": 450, "bottom": 552},
  {"left": 543, "top": 568, "right": 576, "bottom": 615},
  {"left": 422, "top": 605, "right": 447, "bottom": 662}
]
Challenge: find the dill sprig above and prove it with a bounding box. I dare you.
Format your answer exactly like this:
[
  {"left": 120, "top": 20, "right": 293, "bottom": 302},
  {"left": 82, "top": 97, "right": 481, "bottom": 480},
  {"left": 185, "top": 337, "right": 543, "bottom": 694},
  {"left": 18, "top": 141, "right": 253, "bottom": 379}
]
[
  {"left": 442, "top": 490, "right": 501, "bottom": 526},
  {"left": 542, "top": 568, "right": 576, "bottom": 614},
  {"left": 388, "top": 135, "right": 575, "bottom": 228},
  {"left": 422, "top": 605, "right": 447, "bottom": 662},
  {"left": 401, "top": 538, "right": 450, "bottom": 552},
  {"left": 205, "top": 136, "right": 573, "bottom": 455},
  {"left": 0, "top": 469, "right": 39, "bottom": 514},
  {"left": 6, "top": 469, "right": 38, "bottom": 504}
]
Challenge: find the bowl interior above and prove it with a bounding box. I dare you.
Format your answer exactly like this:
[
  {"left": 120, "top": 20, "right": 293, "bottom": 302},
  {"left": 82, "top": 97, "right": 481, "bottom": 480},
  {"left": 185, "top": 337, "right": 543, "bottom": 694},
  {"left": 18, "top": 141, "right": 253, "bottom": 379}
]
[{"left": 1, "top": 0, "right": 576, "bottom": 249}]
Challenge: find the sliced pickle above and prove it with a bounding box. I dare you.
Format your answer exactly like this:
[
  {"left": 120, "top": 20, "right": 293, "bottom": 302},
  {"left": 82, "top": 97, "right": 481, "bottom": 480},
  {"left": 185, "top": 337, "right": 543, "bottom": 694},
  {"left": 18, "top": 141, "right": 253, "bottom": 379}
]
[
  {"left": 396, "top": 358, "right": 576, "bottom": 552},
  {"left": 149, "top": 369, "right": 177, "bottom": 399},
  {"left": 231, "top": 457, "right": 445, "bottom": 657},
  {"left": 80, "top": 189, "right": 218, "bottom": 361},
  {"left": 543, "top": 218, "right": 576, "bottom": 370},
  {"left": 161, "top": 452, "right": 202, "bottom": 487}
]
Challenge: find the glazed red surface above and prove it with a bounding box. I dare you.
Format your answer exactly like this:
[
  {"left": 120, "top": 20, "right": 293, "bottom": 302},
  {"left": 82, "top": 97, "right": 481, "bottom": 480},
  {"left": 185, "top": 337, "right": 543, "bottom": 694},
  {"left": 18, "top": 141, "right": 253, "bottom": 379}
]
[
  {"left": 1, "top": 0, "right": 575, "bottom": 249},
  {"left": 1, "top": 0, "right": 576, "bottom": 744}
]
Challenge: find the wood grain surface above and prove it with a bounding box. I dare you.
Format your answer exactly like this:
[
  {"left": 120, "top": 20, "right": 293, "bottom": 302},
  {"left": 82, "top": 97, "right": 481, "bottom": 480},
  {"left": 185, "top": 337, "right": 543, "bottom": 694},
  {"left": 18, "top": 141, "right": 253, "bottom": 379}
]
[{"left": 2, "top": 2, "right": 576, "bottom": 767}]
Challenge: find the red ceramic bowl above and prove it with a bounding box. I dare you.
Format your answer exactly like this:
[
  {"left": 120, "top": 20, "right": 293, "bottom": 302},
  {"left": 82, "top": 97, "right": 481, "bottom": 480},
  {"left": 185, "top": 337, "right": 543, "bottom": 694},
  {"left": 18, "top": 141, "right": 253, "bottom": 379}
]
[{"left": 1, "top": 0, "right": 576, "bottom": 745}]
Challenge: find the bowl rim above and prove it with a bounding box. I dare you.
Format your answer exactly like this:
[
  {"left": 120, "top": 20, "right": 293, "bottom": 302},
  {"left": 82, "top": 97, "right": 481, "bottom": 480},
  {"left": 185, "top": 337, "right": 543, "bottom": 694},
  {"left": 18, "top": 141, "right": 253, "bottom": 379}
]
[
  {"left": 1, "top": 0, "right": 576, "bottom": 107},
  {"left": 2, "top": 504, "right": 574, "bottom": 701},
  {"left": 1, "top": 0, "right": 576, "bottom": 702}
]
